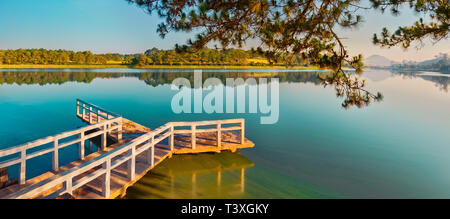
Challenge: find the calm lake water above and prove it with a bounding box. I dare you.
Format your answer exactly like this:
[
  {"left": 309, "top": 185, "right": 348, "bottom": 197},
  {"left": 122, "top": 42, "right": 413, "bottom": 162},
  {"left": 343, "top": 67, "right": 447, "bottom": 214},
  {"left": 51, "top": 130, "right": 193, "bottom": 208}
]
[{"left": 0, "top": 68, "right": 449, "bottom": 198}]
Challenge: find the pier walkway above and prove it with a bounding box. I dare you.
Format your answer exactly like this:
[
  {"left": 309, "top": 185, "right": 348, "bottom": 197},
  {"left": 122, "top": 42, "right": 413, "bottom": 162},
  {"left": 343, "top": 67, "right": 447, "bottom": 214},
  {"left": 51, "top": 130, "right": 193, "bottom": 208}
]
[{"left": 0, "top": 99, "right": 254, "bottom": 199}]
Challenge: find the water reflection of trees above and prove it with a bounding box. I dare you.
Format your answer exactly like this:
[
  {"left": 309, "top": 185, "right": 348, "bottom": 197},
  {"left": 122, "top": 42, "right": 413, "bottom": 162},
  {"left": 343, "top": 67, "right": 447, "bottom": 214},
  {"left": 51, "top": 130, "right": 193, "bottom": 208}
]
[
  {"left": 0, "top": 71, "right": 324, "bottom": 86},
  {"left": 0, "top": 71, "right": 102, "bottom": 85},
  {"left": 124, "top": 151, "right": 254, "bottom": 199},
  {"left": 391, "top": 70, "right": 450, "bottom": 92}
]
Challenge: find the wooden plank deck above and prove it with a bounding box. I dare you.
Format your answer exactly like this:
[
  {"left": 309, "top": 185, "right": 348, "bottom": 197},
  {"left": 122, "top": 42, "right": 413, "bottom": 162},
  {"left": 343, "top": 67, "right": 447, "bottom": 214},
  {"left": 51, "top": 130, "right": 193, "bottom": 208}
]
[
  {"left": 74, "top": 114, "right": 253, "bottom": 199},
  {"left": 0, "top": 100, "right": 254, "bottom": 199}
]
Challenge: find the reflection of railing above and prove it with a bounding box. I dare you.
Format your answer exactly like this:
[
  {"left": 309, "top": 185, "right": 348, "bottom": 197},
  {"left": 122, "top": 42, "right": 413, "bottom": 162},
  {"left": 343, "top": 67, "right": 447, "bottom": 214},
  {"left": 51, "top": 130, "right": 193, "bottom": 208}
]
[
  {"left": 5, "top": 117, "right": 246, "bottom": 199},
  {"left": 185, "top": 166, "right": 247, "bottom": 197}
]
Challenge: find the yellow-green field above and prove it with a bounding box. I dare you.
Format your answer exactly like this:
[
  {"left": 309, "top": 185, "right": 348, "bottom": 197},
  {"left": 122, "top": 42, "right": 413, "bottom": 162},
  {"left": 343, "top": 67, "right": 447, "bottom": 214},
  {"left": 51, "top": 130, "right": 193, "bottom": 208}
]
[{"left": 246, "top": 58, "right": 270, "bottom": 64}]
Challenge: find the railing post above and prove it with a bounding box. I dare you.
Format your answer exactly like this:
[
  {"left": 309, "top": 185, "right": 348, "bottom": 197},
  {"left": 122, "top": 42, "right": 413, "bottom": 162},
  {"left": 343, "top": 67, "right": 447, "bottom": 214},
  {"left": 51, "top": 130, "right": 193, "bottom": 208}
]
[
  {"left": 78, "top": 131, "right": 85, "bottom": 160},
  {"left": 101, "top": 124, "right": 107, "bottom": 151},
  {"left": 89, "top": 107, "right": 93, "bottom": 123},
  {"left": 217, "top": 122, "right": 221, "bottom": 147},
  {"left": 65, "top": 178, "right": 73, "bottom": 196},
  {"left": 96, "top": 110, "right": 99, "bottom": 123},
  {"left": 82, "top": 104, "right": 86, "bottom": 119},
  {"left": 191, "top": 125, "right": 196, "bottom": 150},
  {"left": 128, "top": 145, "right": 136, "bottom": 181},
  {"left": 102, "top": 159, "right": 111, "bottom": 198},
  {"left": 106, "top": 114, "right": 110, "bottom": 135},
  {"left": 240, "top": 120, "right": 245, "bottom": 145},
  {"left": 147, "top": 136, "right": 155, "bottom": 167},
  {"left": 52, "top": 139, "right": 59, "bottom": 171},
  {"left": 117, "top": 119, "right": 123, "bottom": 141},
  {"left": 19, "top": 148, "right": 26, "bottom": 185},
  {"left": 76, "top": 100, "right": 80, "bottom": 116},
  {"left": 169, "top": 126, "right": 174, "bottom": 151}
]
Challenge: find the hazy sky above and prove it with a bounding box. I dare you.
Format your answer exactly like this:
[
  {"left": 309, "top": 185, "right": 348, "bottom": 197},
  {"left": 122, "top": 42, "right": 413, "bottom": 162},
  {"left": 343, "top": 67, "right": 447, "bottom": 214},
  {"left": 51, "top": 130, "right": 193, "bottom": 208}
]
[{"left": 0, "top": 0, "right": 448, "bottom": 62}]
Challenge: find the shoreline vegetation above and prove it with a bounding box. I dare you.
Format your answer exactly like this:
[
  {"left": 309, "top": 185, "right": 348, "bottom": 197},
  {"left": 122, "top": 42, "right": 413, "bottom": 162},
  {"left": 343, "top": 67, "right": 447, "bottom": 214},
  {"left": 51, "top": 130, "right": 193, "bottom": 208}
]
[{"left": 0, "top": 48, "right": 329, "bottom": 70}]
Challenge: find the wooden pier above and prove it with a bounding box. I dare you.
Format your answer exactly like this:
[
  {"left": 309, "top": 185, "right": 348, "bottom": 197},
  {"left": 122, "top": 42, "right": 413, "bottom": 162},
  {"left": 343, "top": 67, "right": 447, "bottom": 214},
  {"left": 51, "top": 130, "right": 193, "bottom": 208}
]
[{"left": 0, "top": 99, "right": 254, "bottom": 199}]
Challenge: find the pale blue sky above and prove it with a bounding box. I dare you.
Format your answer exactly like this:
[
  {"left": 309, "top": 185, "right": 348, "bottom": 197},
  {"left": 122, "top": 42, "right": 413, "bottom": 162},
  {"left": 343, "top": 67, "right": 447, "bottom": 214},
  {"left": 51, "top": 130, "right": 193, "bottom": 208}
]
[{"left": 0, "top": 0, "right": 448, "bottom": 62}]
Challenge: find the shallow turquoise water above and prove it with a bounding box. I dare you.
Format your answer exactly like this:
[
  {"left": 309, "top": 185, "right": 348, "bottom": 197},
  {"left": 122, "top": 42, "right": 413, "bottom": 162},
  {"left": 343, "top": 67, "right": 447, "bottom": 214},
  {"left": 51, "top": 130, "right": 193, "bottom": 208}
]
[{"left": 0, "top": 69, "right": 449, "bottom": 198}]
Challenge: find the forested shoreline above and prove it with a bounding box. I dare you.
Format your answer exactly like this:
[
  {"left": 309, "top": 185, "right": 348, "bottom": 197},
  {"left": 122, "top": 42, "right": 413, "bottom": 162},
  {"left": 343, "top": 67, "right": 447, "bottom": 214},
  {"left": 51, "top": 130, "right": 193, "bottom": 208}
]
[{"left": 0, "top": 48, "right": 309, "bottom": 67}]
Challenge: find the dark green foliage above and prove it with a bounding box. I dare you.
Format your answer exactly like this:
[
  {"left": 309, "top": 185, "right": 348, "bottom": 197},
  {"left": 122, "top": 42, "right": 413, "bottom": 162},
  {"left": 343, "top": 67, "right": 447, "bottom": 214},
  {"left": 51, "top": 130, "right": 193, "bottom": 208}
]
[
  {"left": 0, "top": 49, "right": 125, "bottom": 65},
  {"left": 371, "top": 0, "right": 449, "bottom": 49},
  {"left": 134, "top": 54, "right": 154, "bottom": 66}
]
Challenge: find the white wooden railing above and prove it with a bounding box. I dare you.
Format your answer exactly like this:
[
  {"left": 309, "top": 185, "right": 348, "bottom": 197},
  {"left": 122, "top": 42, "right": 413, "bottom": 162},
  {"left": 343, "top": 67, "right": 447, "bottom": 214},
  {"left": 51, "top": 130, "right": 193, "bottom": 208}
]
[
  {"left": 0, "top": 100, "right": 123, "bottom": 185},
  {"left": 4, "top": 118, "right": 245, "bottom": 199},
  {"left": 76, "top": 99, "right": 121, "bottom": 125}
]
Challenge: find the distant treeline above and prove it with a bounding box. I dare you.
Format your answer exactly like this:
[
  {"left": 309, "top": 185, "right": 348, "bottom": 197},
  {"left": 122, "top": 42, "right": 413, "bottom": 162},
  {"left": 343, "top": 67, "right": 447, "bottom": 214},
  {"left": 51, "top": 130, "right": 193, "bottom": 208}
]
[
  {"left": 0, "top": 49, "right": 124, "bottom": 65},
  {"left": 135, "top": 48, "right": 307, "bottom": 66},
  {"left": 392, "top": 54, "right": 449, "bottom": 74},
  {"left": 0, "top": 48, "right": 309, "bottom": 66}
]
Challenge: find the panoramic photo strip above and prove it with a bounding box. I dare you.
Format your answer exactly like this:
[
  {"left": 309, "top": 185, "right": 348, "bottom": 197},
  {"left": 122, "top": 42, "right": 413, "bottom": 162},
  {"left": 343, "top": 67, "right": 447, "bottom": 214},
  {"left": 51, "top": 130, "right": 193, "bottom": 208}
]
[{"left": 0, "top": 0, "right": 449, "bottom": 216}]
